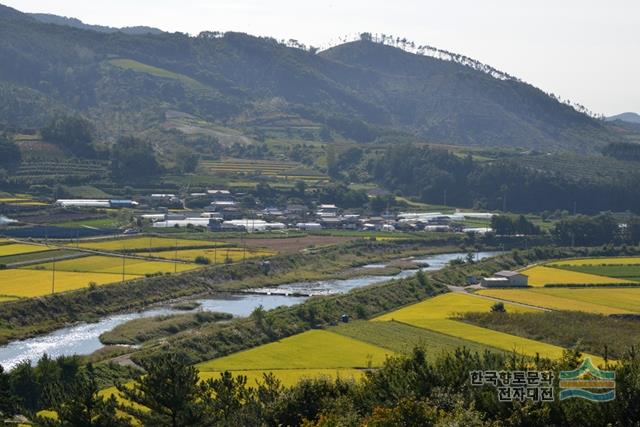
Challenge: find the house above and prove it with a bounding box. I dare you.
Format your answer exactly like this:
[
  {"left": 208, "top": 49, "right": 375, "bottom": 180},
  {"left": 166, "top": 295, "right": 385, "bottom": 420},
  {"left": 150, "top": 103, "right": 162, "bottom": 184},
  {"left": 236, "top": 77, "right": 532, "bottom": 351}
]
[
  {"left": 482, "top": 271, "right": 528, "bottom": 287},
  {"left": 317, "top": 204, "right": 338, "bottom": 217},
  {"left": 297, "top": 222, "right": 322, "bottom": 231}
]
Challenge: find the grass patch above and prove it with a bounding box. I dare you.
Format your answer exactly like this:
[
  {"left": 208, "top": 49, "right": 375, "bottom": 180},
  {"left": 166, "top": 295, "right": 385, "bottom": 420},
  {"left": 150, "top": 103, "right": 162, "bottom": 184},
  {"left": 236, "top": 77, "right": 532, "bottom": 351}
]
[
  {"left": 100, "top": 312, "right": 233, "bottom": 345},
  {"left": 109, "top": 58, "right": 205, "bottom": 88},
  {"left": 196, "top": 329, "right": 394, "bottom": 371},
  {"left": 458, "top": 310, "right": 640, "bottom": 360}
]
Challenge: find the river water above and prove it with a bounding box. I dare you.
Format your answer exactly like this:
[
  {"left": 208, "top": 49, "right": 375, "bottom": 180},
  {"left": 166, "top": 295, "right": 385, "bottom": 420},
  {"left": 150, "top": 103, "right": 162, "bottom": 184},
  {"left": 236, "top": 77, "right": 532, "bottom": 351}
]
[
  {"left": 0, "top": 251, "right": 500, "bottom": 369},
  {"left": 0, "top": 215, "right": 16, "bottom": 225}
]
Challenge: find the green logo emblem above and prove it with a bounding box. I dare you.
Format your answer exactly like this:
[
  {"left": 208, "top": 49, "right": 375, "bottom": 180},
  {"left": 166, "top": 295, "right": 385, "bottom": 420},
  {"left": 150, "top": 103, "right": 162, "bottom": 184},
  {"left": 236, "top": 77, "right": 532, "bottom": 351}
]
[{"left": 559, "top": 358, "right": 615, "bottom": 402}]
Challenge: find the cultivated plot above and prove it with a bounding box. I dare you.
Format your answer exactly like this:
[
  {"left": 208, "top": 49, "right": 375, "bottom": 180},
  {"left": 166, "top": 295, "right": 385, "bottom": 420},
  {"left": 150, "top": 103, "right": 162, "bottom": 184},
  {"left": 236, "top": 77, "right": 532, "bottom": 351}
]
[
  {"left": 0, "top": 243, "right": 53, "bottom": 257},
  {"left": 197, "top": 329, "right": 393, "bottom": 375},
  {"left": 477, "top": 288, "right": 640, "bottom": 315},
  {"left": 373, "top": 293, "right": 601, "bottom": 362},
  {"left": 0, "top": 269, "right": 139, "bottom": 298},
  {"left": 520, "top": 265, "right": 633, "bottom": 286},
  {"left": 23, "top": 255, "right": 198, "bottom": 275},
  {"left": 71, "top": 236, "right": 223, "bottom": 252},
  {"left": 139, "top": 247, "right": 274, "bottom": 263}
]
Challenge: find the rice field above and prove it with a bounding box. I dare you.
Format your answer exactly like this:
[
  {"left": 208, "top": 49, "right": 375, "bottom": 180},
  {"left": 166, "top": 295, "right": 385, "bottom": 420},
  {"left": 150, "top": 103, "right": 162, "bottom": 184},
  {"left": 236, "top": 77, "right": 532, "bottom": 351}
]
[
  {"left": 196, "top": 330, "right": 393, "bottom": 372},
  {"left": 23, "top": 255, "right": 198, "bottom": 275},
  {"left": 199, "top": 369, "right": 365, "bottom": 387},
  {"left": 71, "top": 236, "right": 223, "bottom": 252},
  {"left": 0, "top": 243, "right": 53, "bottom": 257},
  {"left": 477, "top": 288, "right": 640, "bottom": 315},
  {"left": 137, "top": 247, "right": 275, "bottom": 263},
  {"left": 549, "top": 265, "right": 640, "bottom": 282},
  {"left": 200, "top": 159, "right": 302, "bottom": 176},
  {"left": 520, "top": 265, "right": 633, "bottom": 286},
  {"left": 330, "top": 320, "right": 500, "bottom": 357},
  {"left": 0, "top": 269, "right": 139, "bottom": 298},
  {"left": 552, "top": 257, "right": 640, "bottom": 266},
  {"left": 372, "top": 293, "right": 599, "bottom": 361}
]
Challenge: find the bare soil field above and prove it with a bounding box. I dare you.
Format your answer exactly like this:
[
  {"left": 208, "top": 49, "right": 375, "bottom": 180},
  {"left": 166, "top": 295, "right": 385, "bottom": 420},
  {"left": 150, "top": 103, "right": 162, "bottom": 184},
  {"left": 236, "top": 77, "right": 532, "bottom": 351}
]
[{"left": 225, "top": 235, "right": 355, "bottom": 253}]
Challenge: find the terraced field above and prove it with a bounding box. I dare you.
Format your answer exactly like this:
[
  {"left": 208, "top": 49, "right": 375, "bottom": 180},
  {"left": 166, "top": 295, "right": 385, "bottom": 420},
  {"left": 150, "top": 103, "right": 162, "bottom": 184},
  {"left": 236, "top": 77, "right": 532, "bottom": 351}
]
[
  {"left": 0, "top": 243, "right": 53, "bottom": 257},
  {"left": 196, "top": 329, "right": 392, "bottom": 385},
  {"left": 0, "top": 269, "right": 139, "bottom": 298},
  {"left": 72, "top": 237, "right": 222, "bottom": 252},
  {"left": 15, "top": 161, "right": 109, "bottom": 184},
  {"left": 520, "top": 265, "right": 633, "bottom": 286},
  {"left": 0, "top": 195, "right": 47, "bottom": 206},
  {"left": 23, "top": 255, "right": 198, "bottom": 275},
  {"left": 373, "top": 293, "right": 596, "bottom": 361},
  {"left": 477, "top": 288, "right": 640, "bottom": 315},
  {"left": 200, "top": 159, "right": 327, "bottom": 181},
  {"left": 138, "top": 247, "right": 274, "bottom": 263}
]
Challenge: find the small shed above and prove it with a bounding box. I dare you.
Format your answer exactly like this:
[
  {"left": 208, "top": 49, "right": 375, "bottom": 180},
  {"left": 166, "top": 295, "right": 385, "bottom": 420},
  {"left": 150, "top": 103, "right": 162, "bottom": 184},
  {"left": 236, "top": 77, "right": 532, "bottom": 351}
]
[{"left": 482, "top": 270, "right": 528, "bottom": 287}]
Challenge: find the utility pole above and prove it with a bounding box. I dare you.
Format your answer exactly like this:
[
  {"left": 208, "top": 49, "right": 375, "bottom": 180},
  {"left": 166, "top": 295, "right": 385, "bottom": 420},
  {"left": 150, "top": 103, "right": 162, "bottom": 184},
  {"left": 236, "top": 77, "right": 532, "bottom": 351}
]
[
  {"left": 174, "top": 238, "right": 178, "bottom": 273},
  {"left": 51, "top": 258, "right": 56, "bottom": 295}
]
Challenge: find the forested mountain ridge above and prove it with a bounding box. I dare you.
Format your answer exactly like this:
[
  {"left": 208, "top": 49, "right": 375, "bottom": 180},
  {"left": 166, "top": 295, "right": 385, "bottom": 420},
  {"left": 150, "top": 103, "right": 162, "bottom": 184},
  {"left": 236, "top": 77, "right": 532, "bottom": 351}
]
[
  {"left": 0, "top": 3, "right": 623, "bottom": 151},
  {"left": 29, "top": 13, "right": 164, "bottom": 35}
]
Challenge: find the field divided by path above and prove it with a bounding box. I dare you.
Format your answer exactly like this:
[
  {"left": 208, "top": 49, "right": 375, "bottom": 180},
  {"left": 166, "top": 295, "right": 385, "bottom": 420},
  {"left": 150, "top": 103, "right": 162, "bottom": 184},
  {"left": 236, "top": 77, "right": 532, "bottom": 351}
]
[
  {"left": 196, "top": 329, "right": 393, "bottom": 385},
  {"left": 477, "top": 288, "right": 640, "bottom": 315},
  {"left": 373, "top": 293, "right": 604, "bottom": 363},
  {"left": 22, "top": 255, "right": 198, "bottom": 275},
  {"left": 520, "top": 265, "right": 633, "bottom": 286},
  {"left": 71, "top": 236, "right": 223, "bottom": 252},
  {"left": 0, "top": 243, "right": 53, "bottom": 257},
  {"left": 138, "top": 247, "right": 274, "bottom": 263},
  {"left": 0, "top": 269, "right": 139, "bottom": 298}
]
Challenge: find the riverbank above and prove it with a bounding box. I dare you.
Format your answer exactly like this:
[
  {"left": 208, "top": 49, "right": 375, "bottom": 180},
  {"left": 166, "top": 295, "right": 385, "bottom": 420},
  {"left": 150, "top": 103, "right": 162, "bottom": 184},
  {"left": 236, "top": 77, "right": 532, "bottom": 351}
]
[{"left": 0, "top": 237, "right": 463, "bottom": 345}]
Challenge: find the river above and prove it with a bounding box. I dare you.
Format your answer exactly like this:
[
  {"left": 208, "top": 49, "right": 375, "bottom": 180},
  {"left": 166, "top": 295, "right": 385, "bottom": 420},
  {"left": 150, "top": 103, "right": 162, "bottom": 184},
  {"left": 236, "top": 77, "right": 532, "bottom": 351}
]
[{"left": 0, "top": 251, "right": 500, "bottom": 369}]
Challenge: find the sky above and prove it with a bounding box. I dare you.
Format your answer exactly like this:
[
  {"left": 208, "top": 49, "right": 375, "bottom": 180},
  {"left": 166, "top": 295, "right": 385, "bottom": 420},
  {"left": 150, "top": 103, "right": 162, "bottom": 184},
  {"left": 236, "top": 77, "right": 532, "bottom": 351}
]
[{"left": 4, "top": 0, "right": 639, "bottom": 116}]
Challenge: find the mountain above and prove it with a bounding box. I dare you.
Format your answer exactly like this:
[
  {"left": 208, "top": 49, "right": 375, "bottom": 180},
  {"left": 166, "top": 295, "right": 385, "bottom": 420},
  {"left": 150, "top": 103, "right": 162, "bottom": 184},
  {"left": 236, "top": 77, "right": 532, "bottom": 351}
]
[
  {"left": 606, "top": 112, "right": 640, "bottom": 125},
  {"left": 29, "top": 13, "right": 164, "bottom": 35},
  {"left": 0, "top": 3, "right": 622, "bottom": 151}
]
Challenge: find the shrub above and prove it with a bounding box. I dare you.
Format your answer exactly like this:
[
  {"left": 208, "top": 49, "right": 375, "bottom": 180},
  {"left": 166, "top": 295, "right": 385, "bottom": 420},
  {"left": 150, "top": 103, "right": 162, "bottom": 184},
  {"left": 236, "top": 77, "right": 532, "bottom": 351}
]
[{"left": 195, "top": 256, "right": 211, "bottom": 265}]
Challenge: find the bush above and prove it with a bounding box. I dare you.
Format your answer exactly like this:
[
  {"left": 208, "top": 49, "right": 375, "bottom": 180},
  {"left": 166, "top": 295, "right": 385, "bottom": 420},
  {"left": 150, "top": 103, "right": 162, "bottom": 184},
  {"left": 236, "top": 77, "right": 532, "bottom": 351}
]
[
  {"left": 490, "top": 302, "right": 506, "bottom": 313},
  {"left": 195, "top": 256, "right": 211, "bottom": 265}
]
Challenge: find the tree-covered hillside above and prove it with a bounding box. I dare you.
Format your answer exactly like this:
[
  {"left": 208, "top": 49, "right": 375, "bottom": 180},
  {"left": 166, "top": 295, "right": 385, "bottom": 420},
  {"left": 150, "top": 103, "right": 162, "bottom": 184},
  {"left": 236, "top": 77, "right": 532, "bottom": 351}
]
[{"left": 0, "top": 3, "right": 623, "bottom": 151}]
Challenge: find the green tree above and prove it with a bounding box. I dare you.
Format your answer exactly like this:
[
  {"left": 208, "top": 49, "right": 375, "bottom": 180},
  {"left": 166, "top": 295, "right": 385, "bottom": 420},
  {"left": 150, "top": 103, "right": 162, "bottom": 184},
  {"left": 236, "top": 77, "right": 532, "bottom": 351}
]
[
  {"left": 0, "top": 365, "right": 18, "bottom": 418},
  {"left": 110, "top": 136, "right": 159, "bottom": 181},
  {"left": 42, "top": 364, "right": 129, "bottom": 427},
  {"left": 0, "top": 136, "right": 21, "bottom": 169},
  {"left": 41, "top": 115, "right": 96, "bottom": 157},
  {"left": 117, "top": 354, "right": 203, "bottom": 427}
]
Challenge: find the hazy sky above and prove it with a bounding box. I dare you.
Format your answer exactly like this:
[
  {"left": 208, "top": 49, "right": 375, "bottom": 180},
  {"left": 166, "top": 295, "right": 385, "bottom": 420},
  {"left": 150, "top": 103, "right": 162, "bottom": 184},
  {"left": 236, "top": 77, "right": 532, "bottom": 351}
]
[{"left": 4, "top": 0, "right": 639, "bottom": 115}]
